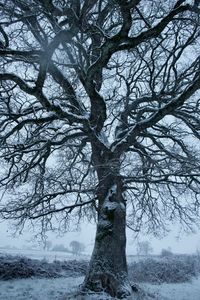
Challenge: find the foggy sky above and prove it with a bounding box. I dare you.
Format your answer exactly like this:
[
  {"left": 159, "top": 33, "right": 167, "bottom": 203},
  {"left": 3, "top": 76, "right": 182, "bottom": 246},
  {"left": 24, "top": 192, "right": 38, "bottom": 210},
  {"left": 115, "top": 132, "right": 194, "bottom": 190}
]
[{"left": 0, "top": 220, "right": 199, "bottom": 255}]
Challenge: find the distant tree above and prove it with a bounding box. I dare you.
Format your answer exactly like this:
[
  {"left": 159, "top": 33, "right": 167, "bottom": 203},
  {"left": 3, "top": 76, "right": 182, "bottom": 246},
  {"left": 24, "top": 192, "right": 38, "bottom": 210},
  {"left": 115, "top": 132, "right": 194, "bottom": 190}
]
[
  {"left": 69, "top": 240, "right": 85, "bottom": 255},
  {"left": 196, "top": 247, "right": 200, "bottom": 258},
  {"left": 161, "top": 247, "right": 173, "bottom": 257},
  {"left": 0, "top": 1, "right": 200, "bottom": 298},
  {"left": 137, "top": 241, "right": 153, "bottom": 256},
  {"left": 45, "top": 240, "right": 52, "bottom": 251}
]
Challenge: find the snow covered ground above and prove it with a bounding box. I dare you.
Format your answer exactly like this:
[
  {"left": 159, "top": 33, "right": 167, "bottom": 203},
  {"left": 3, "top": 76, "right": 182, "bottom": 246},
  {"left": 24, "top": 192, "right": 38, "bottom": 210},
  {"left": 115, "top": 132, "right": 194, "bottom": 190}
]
[
  {"left": 0, "top": 249, "right": 200, "bottom": 300},
  {"left": 141, "top": 277, "right": 200, "bottom": 300},
  {"left": 0, "top": 276, "right": 200, "bottom": 300},
  {"left": 0, "top": 248, "right": 90, "bottom": 262},
  {"left": 0, "top": 276, "right": 85, "bottom": 300}
]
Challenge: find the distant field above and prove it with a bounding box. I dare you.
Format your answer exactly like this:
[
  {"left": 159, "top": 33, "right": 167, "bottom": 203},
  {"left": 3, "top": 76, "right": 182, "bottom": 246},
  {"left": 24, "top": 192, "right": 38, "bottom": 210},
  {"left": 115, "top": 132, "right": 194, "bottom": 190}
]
[
  {"left": 0, "top": 248, "right": 90, "bottom": 262},
  {"left": 0, "top": 247, "right": 154, "bottom": 263}
]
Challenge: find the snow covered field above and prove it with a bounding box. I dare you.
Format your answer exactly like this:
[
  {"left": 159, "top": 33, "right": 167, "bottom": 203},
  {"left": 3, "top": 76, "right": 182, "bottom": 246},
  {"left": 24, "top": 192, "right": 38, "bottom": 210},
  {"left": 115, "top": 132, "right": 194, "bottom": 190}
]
[
  {"left": 0, "top": 249, "right": 200, "bottom": 300},
  {"left": 1, "top": 276, "right": 200, "bottom": 300},
  {"left": 0, "top": 248, "right": 90, "bottom": 262},
  {"left": 141, "top": 277, "right": 200, "bottom": 300},
  {"left": 0, "top": 276, "right": 83, "bottom": 300}
]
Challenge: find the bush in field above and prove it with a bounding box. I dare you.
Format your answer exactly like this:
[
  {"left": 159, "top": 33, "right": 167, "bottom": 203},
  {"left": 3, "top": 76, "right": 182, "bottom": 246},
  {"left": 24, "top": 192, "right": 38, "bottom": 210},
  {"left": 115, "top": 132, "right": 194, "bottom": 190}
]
[
  {"left": 161, "top": 248, "right": 173, "bottom": 257},
  {"left": 129, "top": 255, "right": 200, "bottom": 284},
  {"left": 1, "top": 254, "right": 199, "bottom": 283},
  {"left": 0, "top": 256, "right": 57, "bottom": 280},
  {"left": 69, "top": 241, "right": 85, "bottom": 255},
  {"left": 0, "top": 255, "right": 88, "bottom": 280}
]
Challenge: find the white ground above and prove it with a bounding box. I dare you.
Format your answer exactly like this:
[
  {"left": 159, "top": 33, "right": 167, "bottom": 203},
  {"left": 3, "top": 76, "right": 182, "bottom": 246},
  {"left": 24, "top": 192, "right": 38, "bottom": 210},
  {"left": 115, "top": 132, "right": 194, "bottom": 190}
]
[
  {"left": 0, "top": 248, "right": 90, "bottom": 262},
  {"left": 0, "top": 249, "right": 200, "bottom": 300},
  {"left": 0, "top": 276, "right": 200, "bottom": 300},
  {"left": 140, "top": 277, "right": 200, "bottom": 300},
  {"left": 0, "top": 276, "right": 83, "bottom": 300}
]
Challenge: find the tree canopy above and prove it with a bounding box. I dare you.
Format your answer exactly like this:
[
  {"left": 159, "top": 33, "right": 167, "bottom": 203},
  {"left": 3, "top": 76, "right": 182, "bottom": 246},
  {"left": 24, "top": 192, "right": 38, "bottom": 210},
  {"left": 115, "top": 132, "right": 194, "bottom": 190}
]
[{"left": 0, "top": 0, "right": 200, "bottom": 233}]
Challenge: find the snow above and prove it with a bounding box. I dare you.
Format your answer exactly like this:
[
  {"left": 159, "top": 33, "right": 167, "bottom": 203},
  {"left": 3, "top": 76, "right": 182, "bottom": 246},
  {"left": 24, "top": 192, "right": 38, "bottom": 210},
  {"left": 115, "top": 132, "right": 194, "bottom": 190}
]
[
  {"left": 140, "top": 277, "right": 200, "bottom": 300},
  {"left": 0, "top": 248, "right": 90, "bottom": 262},
  {"left": 104, "top": 184, "right": 117, "bottom": 203},
  {"left": 104, "top": 202, "right": 118, "bottom": 210},
  {"left": 97, "top": 131, "right": 110, "bottom": 148},
  {"left": 0, "top": 276, "right": 200, "bottom": 300},
  {"left": 0, "top": 276, "right": 84, "bottom": 300},
  {"left": 0, "top": 251, "right": 200, "bottom": 299},
  {"left": 102, "top": 184, "right": 126, "bottom": 213},
  {"left": 98, "top": 219, "right": 112, "bottom": 228}
]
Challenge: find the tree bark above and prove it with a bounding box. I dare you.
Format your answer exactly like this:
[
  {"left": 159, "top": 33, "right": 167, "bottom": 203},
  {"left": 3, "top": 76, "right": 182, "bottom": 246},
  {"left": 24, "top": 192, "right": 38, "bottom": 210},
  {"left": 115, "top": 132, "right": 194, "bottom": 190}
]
[{"left": 82, "top": 176, "right": 133, "bottom": 298}]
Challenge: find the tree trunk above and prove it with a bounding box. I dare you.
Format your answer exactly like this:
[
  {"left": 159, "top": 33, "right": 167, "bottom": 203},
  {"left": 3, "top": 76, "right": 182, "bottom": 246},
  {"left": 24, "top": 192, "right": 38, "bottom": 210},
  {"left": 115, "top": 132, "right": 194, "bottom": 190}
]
[{"left": 82, "top": 177, "right": 133, "bottom": 298}]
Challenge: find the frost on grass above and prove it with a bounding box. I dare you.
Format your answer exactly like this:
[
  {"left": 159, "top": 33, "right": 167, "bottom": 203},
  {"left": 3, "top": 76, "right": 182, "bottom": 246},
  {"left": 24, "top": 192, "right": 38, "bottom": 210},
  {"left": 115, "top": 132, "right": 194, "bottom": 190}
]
[
  {"left": 0, "top": 277, "right": 84, "bottom": 300},
  {"left": 129, "top": 255, "right": 200, "bottom": 284},
  {"left": 1, "top": 254, "right": 200, "bottom": 299},
  {"left": 1, "top": 253, "right": 199, "bottom": 284},
  {"left": 0, "top": 255, "right": 88, "bottom": 280}
]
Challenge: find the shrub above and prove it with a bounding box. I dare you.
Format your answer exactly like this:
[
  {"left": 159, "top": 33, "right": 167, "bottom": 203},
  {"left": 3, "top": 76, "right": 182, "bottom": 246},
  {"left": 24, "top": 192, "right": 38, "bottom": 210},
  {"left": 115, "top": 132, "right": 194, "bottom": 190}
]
[
  {"left": 160, "top": 248, "right": 173, "bottom": 257},
  {"left": 69, "top": 241, "right": 85, "bottom": 255},
  {"left": 128, "top": 255, "right": 200, "bottom": 284},
  {"left": 0, "top": 255, "right": 88, "bottom": 280}
]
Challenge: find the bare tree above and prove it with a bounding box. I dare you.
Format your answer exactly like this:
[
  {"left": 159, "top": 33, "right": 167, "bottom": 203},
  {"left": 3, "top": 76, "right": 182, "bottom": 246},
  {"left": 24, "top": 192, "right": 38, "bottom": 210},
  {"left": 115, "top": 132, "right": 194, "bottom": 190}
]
[
  {"left": 45, "top": 240, "right": 52, "bottom": 251},
  {"left": 161, "top": 247, "right": 173, "bottom": 257},
  {"left": 137, "top": 241, "right": 153, "bottom": 256},
  {"left": 70, "top": 240, "right": 85, "bottom": 255},
  {"left": 0, "top": 0, "right": 200, "bottom": 298}
]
